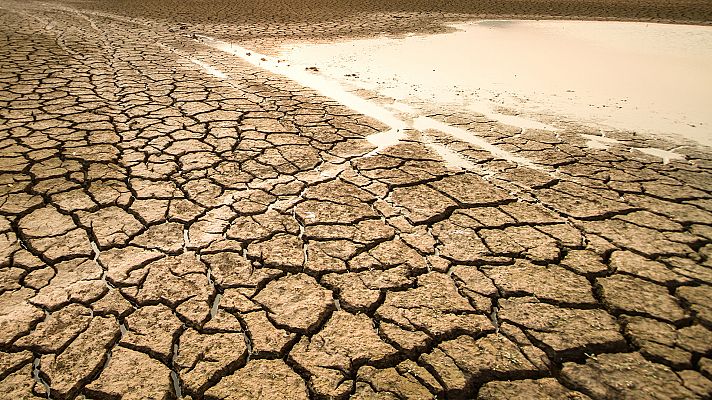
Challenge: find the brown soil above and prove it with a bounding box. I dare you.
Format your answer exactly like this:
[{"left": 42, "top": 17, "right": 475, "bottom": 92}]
[{"left": 62, "top": 0, "right": 712, "bottom": 43}]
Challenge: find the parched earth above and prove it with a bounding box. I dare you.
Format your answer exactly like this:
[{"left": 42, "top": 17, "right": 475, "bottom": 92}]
[
  {"left": 1, "top": 0, "right": 712, "bottom": 399},
  {"left": 66, "top": 0, "right": 712, "bottom": 44}
]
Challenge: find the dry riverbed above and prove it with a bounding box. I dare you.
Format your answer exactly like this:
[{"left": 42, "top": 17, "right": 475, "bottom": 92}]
[{"left": 1, "top": 0, "right": 712, "bottom": 399}]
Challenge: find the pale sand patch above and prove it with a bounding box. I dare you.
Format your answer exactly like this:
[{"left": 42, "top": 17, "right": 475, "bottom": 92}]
[{"left": 280, "top": 20, "right": 712, "bottom": 146}]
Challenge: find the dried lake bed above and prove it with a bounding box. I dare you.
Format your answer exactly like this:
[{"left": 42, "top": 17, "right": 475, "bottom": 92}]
[{"left": 1, "top": 0, "right": 712, "bottom": 398}]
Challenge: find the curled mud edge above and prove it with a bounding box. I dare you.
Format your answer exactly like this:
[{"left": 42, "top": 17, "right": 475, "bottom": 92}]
[{"left": 189, "top": 34, "right": 552, "bottom": 173}]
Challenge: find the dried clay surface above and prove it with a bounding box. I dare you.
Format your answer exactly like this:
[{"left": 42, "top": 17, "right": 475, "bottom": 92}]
[{"left": 0, "top": 0, "right": 711, "bottom": 399}]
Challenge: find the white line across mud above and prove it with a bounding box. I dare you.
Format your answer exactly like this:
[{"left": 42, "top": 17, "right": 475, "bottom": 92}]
[{"left": 193, "top": 34, "right": 549, "bottom": 172}]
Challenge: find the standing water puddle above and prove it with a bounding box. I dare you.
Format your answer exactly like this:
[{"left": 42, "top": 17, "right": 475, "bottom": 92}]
[{"left": 280, "top": 20, "right": 712, "bottom": 147}]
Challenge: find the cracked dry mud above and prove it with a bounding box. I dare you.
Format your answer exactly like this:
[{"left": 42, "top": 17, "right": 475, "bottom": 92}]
[{"left": 1, "top": 0, "right": 712, "bottom": 399}]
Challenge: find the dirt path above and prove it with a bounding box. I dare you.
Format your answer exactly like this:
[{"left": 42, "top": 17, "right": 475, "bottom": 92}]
[{"left": 1, "top": 1, "right": 711, "bottom": 399}]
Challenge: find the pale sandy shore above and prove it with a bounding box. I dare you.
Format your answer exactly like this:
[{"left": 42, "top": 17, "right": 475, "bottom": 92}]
[{"left": 278, "top": 20, "right": 712, "bottom": 147}]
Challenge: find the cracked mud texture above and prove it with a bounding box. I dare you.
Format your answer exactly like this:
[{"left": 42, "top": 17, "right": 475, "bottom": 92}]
[
  {"left": 65, "top": 0, "right": 712, "bottom": 47},
  {"left": 0, "top": 0, "right": 712, "bottom": 399}
]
